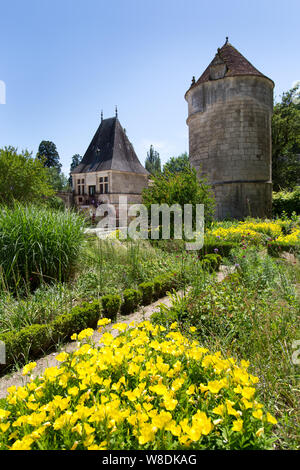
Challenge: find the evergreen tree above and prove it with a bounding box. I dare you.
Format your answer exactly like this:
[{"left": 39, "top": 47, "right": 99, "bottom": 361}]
[
  {"left": 37, "top": 141, "right": 62, "bottom": 171},
  {"left": 69, "top": 154, "right": 82, "bottom": 186},
  {"left": 145, "top": 145, "right": 161, "bottom": 175}
]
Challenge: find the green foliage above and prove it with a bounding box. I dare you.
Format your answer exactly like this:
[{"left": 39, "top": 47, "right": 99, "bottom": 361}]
[
  {"left": 267, "top": 240, "right": 300, "bottom": 257},
  {"left": 0, "top": 204, "right": 85, "bottom": 291},
  {"left": 46, "top": 167, "right": 70, "bottom": 191},
  {"left": 138, "top": 281, "right": 154, "bottom": 305},
  {"left": 142, "top": 166, "right": 215, "bottom": 228},
  {"left": 0, "top": 147, "right": 54, "bottom": 205},
  {"left": 200, "top": 239, "right": 239, "bottom": 258},
  {"left": 272, "top": 187, "right": 300, "bottom": 216},
  {"left": 200, "top": 253, "right": 222, "bottom": 272},
  {"left": 42, "top": 195, "right": 65, "bottom": 211},
  {"left": 272, "top": 84, "right": 300, "bottom": 190},
  {"left": 37, "top": 140, "right": 62, "bottom": 171},
  {"left": 163, "top": 153, "right": 189, "bottom": 174},
  {"left": 145, "top": 145, "right": 161, "bottom": 175},
  {"left": 69, "top": 154, "right": 82, "bottom": 186},
  {"left": 121, "top": 289, "right": 142, "bottom": 315},
  {"left": 101, "top": 294, "right": 121, "bottom": 321}
]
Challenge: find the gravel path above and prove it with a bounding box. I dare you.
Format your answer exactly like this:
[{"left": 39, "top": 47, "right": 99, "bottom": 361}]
[{"left": 0, "top": 266, "right": 231, "bottom": 399}]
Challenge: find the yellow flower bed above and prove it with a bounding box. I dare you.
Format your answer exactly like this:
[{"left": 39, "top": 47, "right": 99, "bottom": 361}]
[
  {"left": 0, "top": 320, "right": 277, "bottom": 450},
  {"left": 239, "top": 222, "right": 282, "bottom": 239},
  {"left": 276, "top": 228, "right": 300, "bottom": 244},
  {"left": 208, "top": 227, "right": 263, "bottom": 244},
  {"left": 207, "top": 220, "right": 287, "bottom": 245}
]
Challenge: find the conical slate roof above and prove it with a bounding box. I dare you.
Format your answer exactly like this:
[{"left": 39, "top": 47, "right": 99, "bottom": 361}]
[
  {"left": 72, "top": 117, "right": 148, "bottom": 175},
  {"left": 186, "top": 41, "right": 273, "bottom": 95}
]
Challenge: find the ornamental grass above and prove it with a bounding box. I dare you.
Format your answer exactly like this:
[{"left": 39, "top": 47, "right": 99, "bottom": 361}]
[{"left": 0, "top": 320, "right": 277, "bottom": 450}]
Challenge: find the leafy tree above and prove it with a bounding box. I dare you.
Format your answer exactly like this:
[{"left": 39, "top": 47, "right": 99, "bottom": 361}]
[
  {"left": 69, "top": 154, "right": 82, "bottom": 186},
  {"left": 145, "top": 145, "right": 161, "bottom": 175},
  {"left": 0, "top": 146, "right": 54, "bottom": 205},
  {"left": 37, "top": 140, "right": 62, "bottom": 171},
  {"left": 163, "top": 153, "right": 190, "bottom": 174},
  {"left": 142, "top": 166, "right": 215, "bottom": 229},
  {"left": 47, "top": 167, "right": 70, "bottom": 191},
  {"left": 272, "top": 84, "right": 300, "bottom": 190}
]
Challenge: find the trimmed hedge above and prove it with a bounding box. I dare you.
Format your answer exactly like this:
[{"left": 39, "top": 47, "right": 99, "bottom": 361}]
[
  {"left": 138, "top": 282, "right": 154, "bottom": 306},
  {"left": 121, "top": 289, "right": 142, "bottom": 315},
  {"left": 0, "top": 270, "right": 182, "bottom": 375},
  {"left": 201, "top": 253, "right": 222, "bottom": 272},
  {"left": 267, "top": 241, "right": 300, "bottom": 257},
  {"left": 101, "top": 294, "right": 122, "bottom": 321},
  {"left": 0, "top": 300, "right": 101, "bottom": 374},
  {"left": 200, "top": 241, "right": 239, "bottom": 259}
]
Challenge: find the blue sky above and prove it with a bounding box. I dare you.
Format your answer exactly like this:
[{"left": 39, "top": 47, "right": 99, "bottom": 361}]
[{"left": 0, "top": 0, "right": 299, "bottom": 176}]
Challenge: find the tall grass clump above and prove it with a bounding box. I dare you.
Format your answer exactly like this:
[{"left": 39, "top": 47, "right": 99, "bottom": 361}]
[{"left": 0, "top": 204, "right": 85, "bottom": 292}]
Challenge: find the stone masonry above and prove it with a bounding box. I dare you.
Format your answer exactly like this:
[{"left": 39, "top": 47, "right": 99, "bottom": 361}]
[{"left": 185, "top": 41, "right": 274, "bottom": 219}]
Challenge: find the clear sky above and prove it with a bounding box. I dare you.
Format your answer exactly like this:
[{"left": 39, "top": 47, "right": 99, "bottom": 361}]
[{"left": 0, "top": 0, "right": 299, "bottom": 176}]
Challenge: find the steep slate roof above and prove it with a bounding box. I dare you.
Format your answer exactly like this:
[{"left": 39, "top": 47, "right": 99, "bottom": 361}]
[
  {"left": 72, "top": 117, "right": 148, "bottom": 175},
  {"left": 186, "top": 41, "right": 273, "bottom": 95}
]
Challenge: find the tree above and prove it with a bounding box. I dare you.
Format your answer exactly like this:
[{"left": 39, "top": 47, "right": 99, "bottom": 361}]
[
  {"left": 37, "top": 140, "right": 62, "bottom": 171},
  {"left": 163, "top": 153, "right": 189, "bottom": 174},
  {"left": 272, "top": 84, "right": 300, "bottom": 191},
  {"left": 47, "top": 167, "right": 70, "bottom": 191},
  {"left": 0, "top": 146, "right": 54, "bottom": 205},
  {"left": 142, "top": 166, "right": 215, "bottom": 229},
  {"left": 69, "top": 154, "right": 82, "bottom": 186},
  {"left": 145, "top": 145, "right": 161, "bottom": 175}
]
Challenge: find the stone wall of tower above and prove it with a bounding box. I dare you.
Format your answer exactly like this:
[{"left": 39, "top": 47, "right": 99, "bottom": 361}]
[{"left": 186, "top": 75, "right": 274, "bottom": 219}]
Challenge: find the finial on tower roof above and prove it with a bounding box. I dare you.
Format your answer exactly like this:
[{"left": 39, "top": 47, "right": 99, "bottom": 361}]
[
  {"left": 191, "top": 76, "right": 195, "bottom": 85},
  {"left": 225, "top": 36, "right": 229, "bottom": 45},
  {"left": 101, "top": 110, "right": 103, "bottom": 122},
  {"left": 115, "top": 106, "right": 118, "bottom": 118}
]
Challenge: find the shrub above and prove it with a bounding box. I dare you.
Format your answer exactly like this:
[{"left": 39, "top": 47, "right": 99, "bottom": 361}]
[
  {"left": 138, "top": 282, "right": 154, "bottom": 305},
  {"left": 0, "top": 324, "right": 51, "bottom": 371},
  {"left": 200, "top": 253, "right": 222, "bottom": 272},
  {"left": 0, "top": 299, "right": 102, "bottom": 374},
  {"left": 272, "top": 187, "right": 300, "bottom": 216},
  {"left": 0, "top": 204, "right": 85, "bottom": 291},
  {"left": 267, "top": 241, "right": 300, "bottom": 257},
  {"left": 0, "top": 321, "right": 277, "bottom": 450},
  {"left": 153, "top": 278, "right": 162, "bottom": 300},
  {"left": 200, "top": 240, "right": 239, "bottom": 258},
  {"left": 101, "top": 294, "right": 121, "bottom": 321},
  {"left": 121, "top": 289, "right": 142, "bottom": 315}
]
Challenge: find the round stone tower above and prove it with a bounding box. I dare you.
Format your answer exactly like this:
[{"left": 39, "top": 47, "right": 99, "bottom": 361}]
[{"left": 185, "top": 40, "right": 274, "bottom": 219}]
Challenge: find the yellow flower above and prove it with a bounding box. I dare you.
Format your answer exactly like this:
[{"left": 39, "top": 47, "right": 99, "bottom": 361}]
[
  {"left": 0, "top": 409, "right": 10, "bottom": 420},
  {"left": 241, "top": 386, "right": 256, "bottom": 400},
  {"left": 256, "top": 427, "right": 264, "bottom": 437},
  {"left": 213, "top": 403, "right": 226, "bottom": 416},
  {"left": 22, "top": 362, "right": 37, "bottom": 376},
  {"left": 56, "top": 351, "right": 69, "bottom": 362},
  {"left": 97, "top": 318, "right": 112, "bottom": 327},
  {"left": 266, "top": 412, "right": 277, "bottom": 425},
  {"left": 0, "top": 422, "right": 10, "bottom": 432},
  {"left": 78, "top": 328, "right": 94, "bottom": 341},
  {"left": 232, "top": 419, "right": 243, "bottom": 432},
  {"left": 68, "top": 386, "right": 79, "bottom": 396},
  {"left": 252, "top": 409, "right": 263, "bottom": 420}
]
